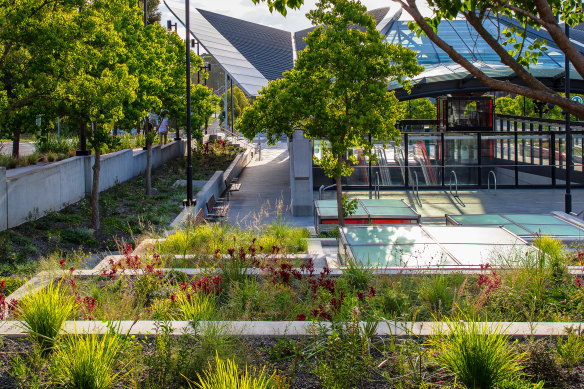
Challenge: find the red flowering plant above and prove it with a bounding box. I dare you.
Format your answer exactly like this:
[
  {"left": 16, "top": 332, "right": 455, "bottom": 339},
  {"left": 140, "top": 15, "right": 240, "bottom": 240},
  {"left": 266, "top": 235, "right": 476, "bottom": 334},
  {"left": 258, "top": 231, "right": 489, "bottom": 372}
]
[
  {"left": 0, "top": 280, "right": 18, "bottom": 320},
  {"left": 477, "top": 263, "right": 501, "bottom": 293}
]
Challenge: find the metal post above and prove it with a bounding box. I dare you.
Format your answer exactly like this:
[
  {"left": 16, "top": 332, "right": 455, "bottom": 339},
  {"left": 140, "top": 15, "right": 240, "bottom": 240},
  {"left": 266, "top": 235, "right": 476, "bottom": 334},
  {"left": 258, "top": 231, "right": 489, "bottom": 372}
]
[
  {"left": 143, "top": 0, "right": 147, "bottom": 26},
  {"left": 224, "top": 73, "right": 228, "bottom": 132},
  {"left": 477, "top": 133, "right": 482, "bottom": 186},
  {"left": 441, "top": 132, "right": 445, "bottom": 186},
  {"left": 57, "top": 117, "right": 60, "bottom": 141},
  {"left": 514, "top": 131, "right": 519, "bottom": 186},
  {"left": 404, "top": 133, "right": 409, "bottom": 188},
  {"left": 565, "top": 22, "right": 572, "bottom": 213},
  {"left": 230, "top": 77, "right": 234, "bottom": 133},
  {"left": 368, "top": 133, "right": 372, "bottom": 198},
  {"left": 185, "top": 0, "right": 193, "bottom": 206},
  {"left": 551, "top": 132, "right": 556, "bottom": 186}
]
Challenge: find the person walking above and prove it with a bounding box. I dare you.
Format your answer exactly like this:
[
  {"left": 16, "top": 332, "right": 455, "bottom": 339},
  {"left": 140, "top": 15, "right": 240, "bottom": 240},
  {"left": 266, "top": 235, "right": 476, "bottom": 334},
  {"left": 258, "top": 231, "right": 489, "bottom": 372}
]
[{"left": 158, "top": 116, "right": 169, "bottom": 145}]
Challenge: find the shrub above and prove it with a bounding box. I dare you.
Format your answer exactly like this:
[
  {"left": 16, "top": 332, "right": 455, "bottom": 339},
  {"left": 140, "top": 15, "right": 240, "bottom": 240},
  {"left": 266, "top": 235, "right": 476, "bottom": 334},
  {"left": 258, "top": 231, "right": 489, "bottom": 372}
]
[
  {"left": 175, "top": 291, "right": 215, "bottom": 322},
  {"left": 17, "top": 279, "right": 76, "bottom": 353},
  {"left": 51, "top": 329, "right": 135, "bottom": 389},
  {"left": 312, "top": 319, "right": 373, "bottom": 389},
  {"left": 60, "top": 228, "right": 97, "bottom": 246},
  {"left": 555, "top": 328, "right": 584, "bottom": 373},
  {"left": 431, "top": 319, "right": 526, "bottom": 389},
  {"left": 195, "top": 353, "right": 276, "bottom": 389},
  {"left": 518, "top": 339, "right": 562, "bottom": 386},
  {"left": 419, "top": 274, "right": 452, "bottom": 316}
]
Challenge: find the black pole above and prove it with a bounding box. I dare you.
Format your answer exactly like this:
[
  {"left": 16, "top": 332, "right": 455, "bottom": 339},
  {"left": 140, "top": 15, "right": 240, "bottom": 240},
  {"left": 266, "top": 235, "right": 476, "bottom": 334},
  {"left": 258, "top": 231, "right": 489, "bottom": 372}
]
[
  {"left": 185, "top": 0, "right": 193, "bottom": 206},
  {"left": 230, "top": 78, "right": 234, "bottom": 132},
  {"left": 143, "top": 0, "right": 147, "bottom": 26},
  {"left": 565, "top": 21, "right": 572, "bottom": 214},
  {"left": 368, "top": 133, "right": 372, "bottom": 198}
]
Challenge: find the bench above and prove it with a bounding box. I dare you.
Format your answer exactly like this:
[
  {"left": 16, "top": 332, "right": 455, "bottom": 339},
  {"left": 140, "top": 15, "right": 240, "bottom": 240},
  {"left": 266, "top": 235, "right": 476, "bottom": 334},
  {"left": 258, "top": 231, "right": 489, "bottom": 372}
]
[{"left": 206, "top": 194, "right": 228, "bottom": 220}]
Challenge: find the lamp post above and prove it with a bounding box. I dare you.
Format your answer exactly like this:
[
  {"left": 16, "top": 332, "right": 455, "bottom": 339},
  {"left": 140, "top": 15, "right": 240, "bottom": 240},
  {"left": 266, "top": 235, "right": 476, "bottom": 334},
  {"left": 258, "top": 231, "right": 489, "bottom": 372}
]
[
  {"left": 565, "top": 21, "right": 572, "bottom": 214},
  {"left": 183, "top": 0, "right": 194, "bottom": 207}
]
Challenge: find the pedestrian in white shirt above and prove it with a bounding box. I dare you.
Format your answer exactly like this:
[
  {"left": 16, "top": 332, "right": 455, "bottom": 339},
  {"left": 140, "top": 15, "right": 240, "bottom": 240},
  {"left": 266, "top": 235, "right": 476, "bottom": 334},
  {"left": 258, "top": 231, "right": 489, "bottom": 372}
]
[{"left": 158, "top": 116, "right": 169, "bottom": 145}]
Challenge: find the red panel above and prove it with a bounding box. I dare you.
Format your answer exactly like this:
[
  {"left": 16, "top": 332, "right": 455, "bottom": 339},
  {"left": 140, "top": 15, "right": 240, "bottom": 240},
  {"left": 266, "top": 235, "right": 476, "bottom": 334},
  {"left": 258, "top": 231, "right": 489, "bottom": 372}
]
[{"left": 370, "top": 219, "right": 414, "bottom": 224}]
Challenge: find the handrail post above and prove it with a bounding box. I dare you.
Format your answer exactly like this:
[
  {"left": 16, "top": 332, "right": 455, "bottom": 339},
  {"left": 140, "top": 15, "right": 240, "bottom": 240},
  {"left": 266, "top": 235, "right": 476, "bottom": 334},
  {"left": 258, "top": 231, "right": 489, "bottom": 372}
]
[
  {"left": 449, "top": 170, "right": 458, "bottom": 198},
  {"left": 488, "top": 170, "right": 497, "bottom": 193}
]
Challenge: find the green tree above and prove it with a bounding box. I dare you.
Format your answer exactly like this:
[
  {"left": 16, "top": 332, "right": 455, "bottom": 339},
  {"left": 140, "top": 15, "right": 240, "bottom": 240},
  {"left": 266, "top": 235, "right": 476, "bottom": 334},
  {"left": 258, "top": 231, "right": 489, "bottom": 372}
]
[
  {"left": 62, "top": 0, "right": 138, "bottom": 232},
  {"left": 391, "top": 0, "right": 584, "bottom": 119},
  {"left": 0, "top": 0, "right": 83, "bottom": 157},
  {"left": 254, "top": 0, "right": 584, "bottom": 119},
  {"left": 239, "top": 0, "right": 421, "bottom": 225},
  {"left": 221, "top": 86, "right": 250, "bottom": 129},
  {"left": 399, "top": 98, "right": 436, "bottom": 119}
]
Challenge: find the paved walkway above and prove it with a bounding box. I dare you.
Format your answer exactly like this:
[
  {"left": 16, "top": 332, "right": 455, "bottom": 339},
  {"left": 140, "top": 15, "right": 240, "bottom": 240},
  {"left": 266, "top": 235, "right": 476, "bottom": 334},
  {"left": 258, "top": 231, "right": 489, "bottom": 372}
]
[
  {"left": 0, "top": 141, "right": 35, "bottom": 157},
  {"left": 228, "top": 140, "right": 290, "bottom": 226},
  {"left": 224, "top": 130, "right": 584, "bottom": 228}
]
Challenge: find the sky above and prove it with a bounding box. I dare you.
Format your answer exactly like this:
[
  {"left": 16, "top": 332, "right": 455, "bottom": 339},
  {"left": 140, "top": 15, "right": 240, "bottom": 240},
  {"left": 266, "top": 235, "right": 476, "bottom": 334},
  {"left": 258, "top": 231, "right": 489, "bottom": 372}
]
[{"left": 160, "top": 0, "right": 395, "bottom": 34}]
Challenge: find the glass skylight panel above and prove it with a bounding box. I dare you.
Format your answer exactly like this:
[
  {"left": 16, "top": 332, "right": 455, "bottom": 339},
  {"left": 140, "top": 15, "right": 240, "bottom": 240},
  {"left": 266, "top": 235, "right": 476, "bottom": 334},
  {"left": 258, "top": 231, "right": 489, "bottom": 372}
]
[
  {"left": 422, "top": 226, "right": 523, "bottom": 245},
  {"left": 342, "top": 226, "right": 434, "bottom": 245}
]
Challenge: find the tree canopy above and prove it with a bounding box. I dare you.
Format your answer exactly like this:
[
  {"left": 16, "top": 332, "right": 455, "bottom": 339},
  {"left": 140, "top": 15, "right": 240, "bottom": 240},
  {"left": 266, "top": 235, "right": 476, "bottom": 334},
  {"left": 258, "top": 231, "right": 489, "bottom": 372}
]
[
  {"left": 254, "top": 0, "right": 584, "bottom": 120},
  {"left": 240, "top": 0, "right": 421, "bottom": 224}
]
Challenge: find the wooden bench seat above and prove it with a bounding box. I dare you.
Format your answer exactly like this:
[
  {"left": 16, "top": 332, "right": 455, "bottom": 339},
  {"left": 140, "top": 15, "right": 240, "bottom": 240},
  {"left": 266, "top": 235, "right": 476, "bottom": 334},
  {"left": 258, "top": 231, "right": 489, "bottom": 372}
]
[{"left": 206, "top": 194, "right": 228, "bottom": 220}]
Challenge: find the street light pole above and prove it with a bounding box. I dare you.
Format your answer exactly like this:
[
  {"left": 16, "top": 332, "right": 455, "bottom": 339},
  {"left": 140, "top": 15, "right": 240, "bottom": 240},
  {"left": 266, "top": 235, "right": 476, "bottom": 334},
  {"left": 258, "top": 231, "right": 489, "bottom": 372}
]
[
  {"left": 565, "top": 21, "right": 572, "bottom": 214},
  {"left": 184, "top": 0, "right": 194, "bottom": 206}
]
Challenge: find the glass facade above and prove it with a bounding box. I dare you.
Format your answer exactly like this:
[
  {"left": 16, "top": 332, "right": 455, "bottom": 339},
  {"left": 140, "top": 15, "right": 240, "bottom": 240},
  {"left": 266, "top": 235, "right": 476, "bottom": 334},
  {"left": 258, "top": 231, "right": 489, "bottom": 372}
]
[{"left": 384, "top": 19, "right": 565, "bottom": 71}]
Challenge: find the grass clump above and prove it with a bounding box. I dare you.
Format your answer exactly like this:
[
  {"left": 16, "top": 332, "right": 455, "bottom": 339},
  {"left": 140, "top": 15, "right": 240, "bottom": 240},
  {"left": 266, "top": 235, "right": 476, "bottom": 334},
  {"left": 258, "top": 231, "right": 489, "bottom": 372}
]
[
  {"left": 431, "top": 319, "right": 531, "bottom": 389},
  {"left": 50, "top": 329, "right": 136, "bottom": 389},
  {"left": 17, "top": 279, "right": 76, "bottom": 354},
  {"left": 159, "top": 221, "right": 309, "bottom": 257},
  {"left": 195, "top": 353, "right": 277, "bottom": 389}
]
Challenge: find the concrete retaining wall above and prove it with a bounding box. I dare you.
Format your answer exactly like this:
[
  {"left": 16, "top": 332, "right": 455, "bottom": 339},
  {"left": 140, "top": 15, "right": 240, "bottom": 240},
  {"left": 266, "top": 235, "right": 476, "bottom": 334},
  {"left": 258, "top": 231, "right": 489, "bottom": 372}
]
[
  {"left": 0, "top": 167, "right": 7, "bottom": 231},
  {"left": 224, "top": 149, "right": 253, "bottom": 185},
  {"left": 194, "top": 171, "right": 227, "bottom": 216},
  {"left": 2, "top": 140, "right": 185, "bottom": 230}
]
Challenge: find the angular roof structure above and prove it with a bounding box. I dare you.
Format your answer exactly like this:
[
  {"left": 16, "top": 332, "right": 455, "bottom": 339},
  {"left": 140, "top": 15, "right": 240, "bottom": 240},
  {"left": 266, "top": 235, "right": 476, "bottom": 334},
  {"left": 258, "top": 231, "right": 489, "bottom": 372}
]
[{"left": 164, "top": 1, "right": 584, "bottom": 98}]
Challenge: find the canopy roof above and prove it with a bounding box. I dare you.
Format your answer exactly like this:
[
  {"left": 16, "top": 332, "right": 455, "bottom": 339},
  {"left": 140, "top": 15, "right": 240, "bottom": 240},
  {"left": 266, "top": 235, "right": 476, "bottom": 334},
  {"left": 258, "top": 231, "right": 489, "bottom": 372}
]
[{"left": 164, "top": 1, "right": 584, "bottom": 98}]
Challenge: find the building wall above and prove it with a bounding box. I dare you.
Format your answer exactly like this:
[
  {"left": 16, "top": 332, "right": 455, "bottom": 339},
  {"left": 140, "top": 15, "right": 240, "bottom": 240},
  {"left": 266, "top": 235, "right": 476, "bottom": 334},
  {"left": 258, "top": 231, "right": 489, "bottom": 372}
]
[
  {"left": 289, "top": 130, "right": 314, "bottom": 216},
  {"left": 1, "top": 141, "right": 185, "bottom": 230}
]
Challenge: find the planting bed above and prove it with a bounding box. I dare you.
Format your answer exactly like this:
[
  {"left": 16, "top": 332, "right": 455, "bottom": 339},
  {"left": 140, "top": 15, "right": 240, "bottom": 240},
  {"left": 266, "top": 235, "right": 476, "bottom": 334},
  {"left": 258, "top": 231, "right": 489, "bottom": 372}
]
[
  {"left": 0, "top": 142, "right": 241, "bottom": 277},
  {"left": 1, "top": 221, "right": 584, "bottom": 388}
]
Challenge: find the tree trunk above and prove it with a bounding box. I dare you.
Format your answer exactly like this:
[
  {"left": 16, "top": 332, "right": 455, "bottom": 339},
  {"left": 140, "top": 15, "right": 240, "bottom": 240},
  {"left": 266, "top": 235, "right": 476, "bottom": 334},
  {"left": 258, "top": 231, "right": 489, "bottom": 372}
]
[
  {"left": 145, "top": 118, "right": 152, "bottom": 196},
  {"left": 12, "top": 127, "right": 20, "bottom": 158},
  {"left": 91, "top": 146, "right": 101, "bottom": 232},
  {"left": 335, "top": 157, "right": 345, "bottom": 227}
]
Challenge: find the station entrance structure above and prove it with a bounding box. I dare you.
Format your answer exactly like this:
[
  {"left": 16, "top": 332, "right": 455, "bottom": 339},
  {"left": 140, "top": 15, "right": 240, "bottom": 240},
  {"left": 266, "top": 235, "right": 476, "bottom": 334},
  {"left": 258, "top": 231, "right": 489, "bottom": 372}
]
[
  {"left": 164, "top": 1, "right": 584, "bottom": 215},
  {"left": 313, "top": 96, "right": 584, "bottom": 191}
]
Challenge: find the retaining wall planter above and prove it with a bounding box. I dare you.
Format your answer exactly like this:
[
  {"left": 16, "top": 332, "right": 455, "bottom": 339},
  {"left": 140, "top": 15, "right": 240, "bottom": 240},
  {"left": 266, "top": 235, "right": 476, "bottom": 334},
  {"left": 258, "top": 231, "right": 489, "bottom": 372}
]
[{"left": 0, "top": 141, "right": 185, "bottom": 230}]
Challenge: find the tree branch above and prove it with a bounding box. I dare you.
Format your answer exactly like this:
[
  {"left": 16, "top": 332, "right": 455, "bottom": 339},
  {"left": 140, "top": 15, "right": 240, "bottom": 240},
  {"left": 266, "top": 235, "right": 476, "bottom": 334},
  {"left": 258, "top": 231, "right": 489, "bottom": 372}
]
[
  {"left": 532, "top": 0, "right": 584, "bottom": 80},
  {"left": 392, "top": 0, "right": 584, "bottom": 119},
  {"left": 464, "top": 10, "right": 554, "bottom": 94},
  {"left": 0, "top": 42, "right": 13, "bottom": 71}
]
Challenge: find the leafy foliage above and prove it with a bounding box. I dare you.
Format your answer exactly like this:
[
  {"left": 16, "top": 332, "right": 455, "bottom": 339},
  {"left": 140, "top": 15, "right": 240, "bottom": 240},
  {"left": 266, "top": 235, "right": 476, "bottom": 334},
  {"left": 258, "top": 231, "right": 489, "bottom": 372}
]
[{"left": 239, "top": 0, "right": 422, "bottom": 224}]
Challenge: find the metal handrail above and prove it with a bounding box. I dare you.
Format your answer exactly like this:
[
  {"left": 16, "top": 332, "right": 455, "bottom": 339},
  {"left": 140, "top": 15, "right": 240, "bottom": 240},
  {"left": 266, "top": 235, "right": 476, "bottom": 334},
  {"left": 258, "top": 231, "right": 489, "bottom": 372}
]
[
  {"left": 319, "top": 184, "right": 336, "bottom": 200},
  {"left": 449, "top": 170, "right": 459, "bottom": 198},
  {"left": 412, "top": 170, "right": 420, "bottom": 204},
  {"left": 488, "top": 170, "right": 497, "bottom": 193}
]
